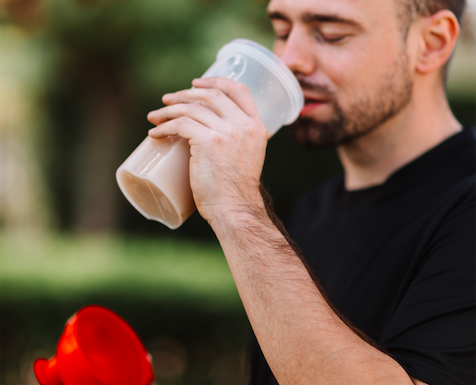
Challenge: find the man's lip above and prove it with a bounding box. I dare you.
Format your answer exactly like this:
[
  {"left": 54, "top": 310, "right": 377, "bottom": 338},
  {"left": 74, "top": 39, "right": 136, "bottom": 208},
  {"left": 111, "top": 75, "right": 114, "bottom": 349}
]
[{"left": 300, "top": 99, "right": 327, "bottom": 116}]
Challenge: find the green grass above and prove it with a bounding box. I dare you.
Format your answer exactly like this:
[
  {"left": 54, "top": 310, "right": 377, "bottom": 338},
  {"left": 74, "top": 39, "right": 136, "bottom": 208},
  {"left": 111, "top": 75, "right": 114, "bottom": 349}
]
[{"left": 0, "top": 232, "right": 241, "bottom": 308}]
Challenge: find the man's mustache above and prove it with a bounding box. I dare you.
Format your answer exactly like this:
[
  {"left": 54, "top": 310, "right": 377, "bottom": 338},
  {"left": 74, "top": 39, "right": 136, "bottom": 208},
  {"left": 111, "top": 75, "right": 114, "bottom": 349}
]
[{"left": 297, "top": 78, "right": 334, "bottom": 98}]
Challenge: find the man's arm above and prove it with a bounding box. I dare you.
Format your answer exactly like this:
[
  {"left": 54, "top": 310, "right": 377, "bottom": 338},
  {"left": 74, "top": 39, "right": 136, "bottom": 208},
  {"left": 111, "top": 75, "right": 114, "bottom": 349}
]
[
  {"left": 148, "top": 77, "right": 427, "bottom": 385},
  {"left": 209, "top": 201, "right": 421, "bottom": 385}
]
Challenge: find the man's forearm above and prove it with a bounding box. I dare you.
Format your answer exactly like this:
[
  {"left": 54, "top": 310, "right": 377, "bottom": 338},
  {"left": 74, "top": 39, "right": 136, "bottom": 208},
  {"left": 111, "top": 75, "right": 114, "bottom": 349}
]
[{"left": 209, "top": 204, "right": 417, "bottom": 385}]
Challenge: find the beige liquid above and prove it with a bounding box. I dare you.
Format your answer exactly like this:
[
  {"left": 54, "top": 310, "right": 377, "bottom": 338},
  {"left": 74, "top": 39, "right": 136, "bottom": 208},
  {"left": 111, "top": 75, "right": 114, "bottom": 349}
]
[
  {"left": 117, "top": 169, "right": 181, "bottom": 229},
  {"left": 116, "top": 136, "right": 195, "bottom": 229}
]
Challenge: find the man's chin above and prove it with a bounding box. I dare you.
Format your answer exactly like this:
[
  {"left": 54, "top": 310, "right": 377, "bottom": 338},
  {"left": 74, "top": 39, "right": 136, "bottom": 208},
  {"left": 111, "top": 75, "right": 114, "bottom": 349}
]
[{"left": 287, "top": 116, "right": 348, "bottom": 149}]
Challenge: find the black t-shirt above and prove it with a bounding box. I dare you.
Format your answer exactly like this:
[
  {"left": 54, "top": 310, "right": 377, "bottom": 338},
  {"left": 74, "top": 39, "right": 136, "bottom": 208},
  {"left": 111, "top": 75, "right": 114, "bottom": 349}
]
[{"left": 249, "top": 128, "right": 476, "bottom": 385}]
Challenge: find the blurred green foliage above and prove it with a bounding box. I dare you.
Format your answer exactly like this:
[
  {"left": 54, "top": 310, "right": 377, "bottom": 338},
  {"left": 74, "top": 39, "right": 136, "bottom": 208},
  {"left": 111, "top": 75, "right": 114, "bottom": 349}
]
[
  {"left": 0, "top": 233, "right": 238, "bottom": 305},
  {"left": 38, "top": 0, "right": 274, "bottom": 92}
]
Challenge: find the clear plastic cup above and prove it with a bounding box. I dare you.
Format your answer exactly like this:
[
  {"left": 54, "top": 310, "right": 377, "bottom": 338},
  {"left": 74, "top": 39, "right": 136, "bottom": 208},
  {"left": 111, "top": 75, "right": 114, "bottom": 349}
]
[{"left": 116, "top": 39, "right": 304, "bottom": 229}]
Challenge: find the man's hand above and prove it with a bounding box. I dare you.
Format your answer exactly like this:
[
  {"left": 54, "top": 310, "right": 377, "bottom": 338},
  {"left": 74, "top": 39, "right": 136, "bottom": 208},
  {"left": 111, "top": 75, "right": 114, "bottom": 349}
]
[{"left": 147, "top": 77, "right": 268, "bottom": 224}]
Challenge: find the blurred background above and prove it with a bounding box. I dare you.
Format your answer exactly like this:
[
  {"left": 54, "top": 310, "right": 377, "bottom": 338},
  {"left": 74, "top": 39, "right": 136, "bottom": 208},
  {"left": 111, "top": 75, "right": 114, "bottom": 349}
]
[{"left": 0, "top": 0, "right": 474, "bottom": 383}]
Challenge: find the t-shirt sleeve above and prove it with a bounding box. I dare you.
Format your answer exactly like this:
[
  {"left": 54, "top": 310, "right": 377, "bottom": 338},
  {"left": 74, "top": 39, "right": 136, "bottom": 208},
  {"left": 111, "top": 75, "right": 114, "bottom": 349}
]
[{"left": 380, "top": 187, "right": 476, "bottom": 385}]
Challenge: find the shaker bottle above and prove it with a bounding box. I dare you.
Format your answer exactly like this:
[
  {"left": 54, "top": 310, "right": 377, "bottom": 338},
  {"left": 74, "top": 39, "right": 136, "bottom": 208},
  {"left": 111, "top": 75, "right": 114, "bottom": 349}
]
[{"left": 116, "top": 39, "right": 304, "bottom": 229}]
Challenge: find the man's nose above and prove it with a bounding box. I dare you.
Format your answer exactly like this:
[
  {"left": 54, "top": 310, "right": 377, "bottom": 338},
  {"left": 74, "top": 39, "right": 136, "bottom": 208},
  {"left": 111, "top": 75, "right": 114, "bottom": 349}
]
[{"left": 278, "top": 33, "right": 316, "bottom": 76}]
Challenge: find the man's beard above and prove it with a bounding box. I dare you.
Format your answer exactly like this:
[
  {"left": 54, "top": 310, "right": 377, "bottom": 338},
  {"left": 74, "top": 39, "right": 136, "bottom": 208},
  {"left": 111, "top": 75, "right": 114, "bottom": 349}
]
[{"left": 288, "top": 52, "right": 414, "bottom": 149}]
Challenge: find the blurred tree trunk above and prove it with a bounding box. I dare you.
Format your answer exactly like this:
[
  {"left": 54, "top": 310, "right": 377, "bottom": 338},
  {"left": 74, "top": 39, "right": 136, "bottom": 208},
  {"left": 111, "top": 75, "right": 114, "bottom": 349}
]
[
  {"left": 0, "top": 27, "right": 53, "bottom": 234},
  {"left": 70, "top": 53, "right": 126, "bottom": 233}
]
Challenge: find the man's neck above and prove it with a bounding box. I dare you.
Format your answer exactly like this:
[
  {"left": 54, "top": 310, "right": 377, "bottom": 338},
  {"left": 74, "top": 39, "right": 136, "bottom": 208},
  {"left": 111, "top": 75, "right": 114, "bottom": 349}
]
[{"left": 337, "top": 85, "right": 462, "bottom": 191}]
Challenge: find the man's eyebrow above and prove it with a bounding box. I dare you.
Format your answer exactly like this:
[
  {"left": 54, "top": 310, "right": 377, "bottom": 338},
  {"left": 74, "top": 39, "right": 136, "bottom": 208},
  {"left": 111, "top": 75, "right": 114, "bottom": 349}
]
[
  {"left": 268, "top": 11, "right": 291, "bottom": 23},
  {"left": 302, "top": 12, "right": 360, "bottom": 26},
  {"left": 268, "top": 10, "right": 360, "bottom": 28}
]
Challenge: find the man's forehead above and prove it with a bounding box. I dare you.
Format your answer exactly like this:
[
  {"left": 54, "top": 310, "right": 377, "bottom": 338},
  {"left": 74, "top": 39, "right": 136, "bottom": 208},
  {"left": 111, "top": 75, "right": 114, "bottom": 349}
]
[{"left": 267, "top": 0, "right": 397, "bottom": 25}]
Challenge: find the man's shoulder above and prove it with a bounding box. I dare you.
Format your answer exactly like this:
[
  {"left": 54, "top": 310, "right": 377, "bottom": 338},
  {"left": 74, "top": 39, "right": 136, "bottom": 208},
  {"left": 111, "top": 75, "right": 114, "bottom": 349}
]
[{"left": 425, "top": 126, "right": 475, "bottom": 204}]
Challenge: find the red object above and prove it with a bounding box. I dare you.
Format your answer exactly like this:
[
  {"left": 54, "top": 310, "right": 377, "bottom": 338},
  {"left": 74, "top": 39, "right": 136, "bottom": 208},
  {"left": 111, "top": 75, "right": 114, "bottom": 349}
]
[{"left": 33, "top": 305, "right": 155, "bottom": 385}]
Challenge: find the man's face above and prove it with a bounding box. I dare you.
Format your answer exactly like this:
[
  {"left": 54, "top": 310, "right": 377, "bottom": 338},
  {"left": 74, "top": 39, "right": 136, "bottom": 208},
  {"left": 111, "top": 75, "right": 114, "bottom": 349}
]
[{"left": 268, "top": 0, "right": 414, "bottom": 148}]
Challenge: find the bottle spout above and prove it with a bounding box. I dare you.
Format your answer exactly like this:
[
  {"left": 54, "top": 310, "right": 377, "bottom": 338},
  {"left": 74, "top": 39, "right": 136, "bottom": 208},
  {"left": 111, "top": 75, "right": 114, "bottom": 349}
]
[{"left": 34, "top": 357, "right": 62, "bottom": 385}]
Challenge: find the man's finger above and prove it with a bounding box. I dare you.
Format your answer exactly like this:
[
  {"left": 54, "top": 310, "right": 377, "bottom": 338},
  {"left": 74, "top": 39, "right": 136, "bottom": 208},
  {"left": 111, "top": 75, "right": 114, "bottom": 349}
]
[
  {"left": 148, "top": 116, "right": 206, "bottom": 140},
  {"left": 161, "top": 87, "right": 241, "bottom": 121},
  {"left": 147, "top": 103, "right": 226, "bottom": 131},
  {"left": 191, "top": 77, "right": 260, "bottom": 118}
]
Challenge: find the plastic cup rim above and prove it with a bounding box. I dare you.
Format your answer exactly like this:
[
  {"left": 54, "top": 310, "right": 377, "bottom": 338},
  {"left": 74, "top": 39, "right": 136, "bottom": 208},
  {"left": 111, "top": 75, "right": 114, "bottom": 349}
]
[{"left": 215, "top": 38, "right": 304, "bottom": 125}]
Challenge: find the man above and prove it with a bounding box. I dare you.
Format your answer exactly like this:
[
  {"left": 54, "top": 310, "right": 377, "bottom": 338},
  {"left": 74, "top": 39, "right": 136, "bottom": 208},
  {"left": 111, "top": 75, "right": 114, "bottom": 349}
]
[{"left": 147, "top": 0, "right": 475, "bottom": 383}]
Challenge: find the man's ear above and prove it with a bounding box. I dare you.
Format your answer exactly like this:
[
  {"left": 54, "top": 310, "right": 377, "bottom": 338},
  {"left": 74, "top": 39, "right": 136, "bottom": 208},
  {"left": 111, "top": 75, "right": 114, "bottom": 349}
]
[{"left": 415, "top": 10, "right": 460, "bottom": 74}]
